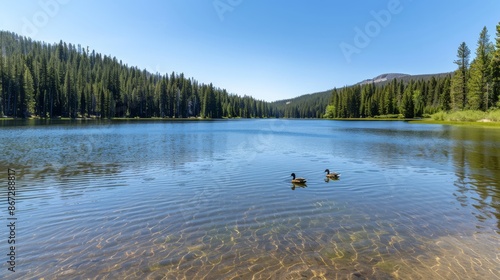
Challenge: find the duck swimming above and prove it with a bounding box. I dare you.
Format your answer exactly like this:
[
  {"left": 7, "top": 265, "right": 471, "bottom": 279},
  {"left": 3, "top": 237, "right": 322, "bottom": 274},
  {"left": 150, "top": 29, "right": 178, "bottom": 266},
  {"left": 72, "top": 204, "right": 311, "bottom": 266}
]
[
  {"left": 290, "top": 173, "right": 307, "bottom": 184},
  {"left": 325, "top": 169, "right": 340, "bottom": 179}
]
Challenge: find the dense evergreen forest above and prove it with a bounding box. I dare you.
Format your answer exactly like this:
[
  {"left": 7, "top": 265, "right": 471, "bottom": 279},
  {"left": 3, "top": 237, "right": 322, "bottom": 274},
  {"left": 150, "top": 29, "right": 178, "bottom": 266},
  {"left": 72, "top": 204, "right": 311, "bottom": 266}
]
[
  {"left": 325, "top": 23, "right": 500, "bottom": 119},
  {"left": 2, "top": 22, "right": 499, "bottom": 120},
  {"left": 272, "top": 90, "right": 332, "bottom": 118},
  {"left": 325, "top": 75, "right": 452, "bottom": 118},
  {"left": 0, "top": 31, "right": 283, "bottom": 119}
]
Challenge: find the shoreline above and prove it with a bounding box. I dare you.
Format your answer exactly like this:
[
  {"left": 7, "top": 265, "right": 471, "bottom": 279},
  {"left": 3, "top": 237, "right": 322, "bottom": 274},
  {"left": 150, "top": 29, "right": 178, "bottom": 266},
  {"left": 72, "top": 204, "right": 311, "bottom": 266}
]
[
  {"left": 2, "top": 117, "right": 500, "bottom": 127},
  {"left": 409, "top": 119, "right": 500, "bottom": 128},
  {"left": 0, "top": 117, "right": 218, "bottom": 121}
]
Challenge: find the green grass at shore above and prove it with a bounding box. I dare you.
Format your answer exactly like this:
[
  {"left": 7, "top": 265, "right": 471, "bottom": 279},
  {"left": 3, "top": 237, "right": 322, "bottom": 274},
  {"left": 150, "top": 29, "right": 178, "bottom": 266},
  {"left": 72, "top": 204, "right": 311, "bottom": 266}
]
[
  {"left": 410, "top": 119, "right": 500, "bottom": 127},
  {"left": 405, "top": 110, "right": 500, "bottom": 128},
  {"left": 431, "top": 110, "right": 500, "bottom": 122}
]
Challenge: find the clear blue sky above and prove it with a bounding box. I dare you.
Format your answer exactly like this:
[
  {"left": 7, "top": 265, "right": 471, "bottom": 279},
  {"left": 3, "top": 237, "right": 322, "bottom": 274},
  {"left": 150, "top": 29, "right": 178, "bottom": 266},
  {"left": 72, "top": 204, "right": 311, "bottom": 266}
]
[{"left": 1, "top": 0, "right": 499, "bottom": 101}]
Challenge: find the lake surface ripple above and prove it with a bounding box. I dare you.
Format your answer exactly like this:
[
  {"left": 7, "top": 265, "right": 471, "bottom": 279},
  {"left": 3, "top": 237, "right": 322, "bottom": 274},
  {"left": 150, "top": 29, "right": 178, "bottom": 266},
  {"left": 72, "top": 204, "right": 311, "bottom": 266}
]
[{"left": 1, "top": 119, "right": 499, "bottom": 279}]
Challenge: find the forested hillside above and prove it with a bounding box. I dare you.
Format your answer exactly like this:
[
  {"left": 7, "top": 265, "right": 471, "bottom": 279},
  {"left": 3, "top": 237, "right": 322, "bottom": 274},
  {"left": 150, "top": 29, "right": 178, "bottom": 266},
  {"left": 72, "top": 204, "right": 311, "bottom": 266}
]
[
  {"left": 325, "top": 22, "right": 500, "bottom": 119},
  {"left": 0, "top": 31, "right": 280, "bottom": 119},
  {"left": 272, "top": 90, "right": 332, "bottom": 118},
  {"left": 3, "top": 21, "right": 499, "bottom": 120},
  {"left": 326, "top": 75, "right": 452, "bottom": 118}
]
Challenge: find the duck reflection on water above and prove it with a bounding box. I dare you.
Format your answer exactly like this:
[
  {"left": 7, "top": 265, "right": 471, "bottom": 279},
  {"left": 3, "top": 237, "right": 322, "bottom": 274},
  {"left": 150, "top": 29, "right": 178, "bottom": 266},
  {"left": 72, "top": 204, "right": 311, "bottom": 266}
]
[{"left": 291, "top": 183, "right": 307, "bottom": 190}]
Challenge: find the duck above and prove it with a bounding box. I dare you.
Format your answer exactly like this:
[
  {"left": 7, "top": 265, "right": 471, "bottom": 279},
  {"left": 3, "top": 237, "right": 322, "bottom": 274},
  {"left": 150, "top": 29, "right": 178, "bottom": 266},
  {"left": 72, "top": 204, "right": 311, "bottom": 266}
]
[
  {"left": 290, "top": 173, "right": 307, "bottom": 184},
  {"left": 325, "top": 169, "right": 340, "bottom": 179}
]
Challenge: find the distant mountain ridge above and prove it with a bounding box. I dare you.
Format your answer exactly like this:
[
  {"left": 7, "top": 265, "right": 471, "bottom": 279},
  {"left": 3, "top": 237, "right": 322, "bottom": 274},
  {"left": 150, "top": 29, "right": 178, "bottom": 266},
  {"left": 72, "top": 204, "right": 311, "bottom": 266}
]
[
  {"left": 357, "top": 73, "right": 410, "bottom": 85},
  {"left": 356, "top": 72, "right": 452, "bottom": 86}
]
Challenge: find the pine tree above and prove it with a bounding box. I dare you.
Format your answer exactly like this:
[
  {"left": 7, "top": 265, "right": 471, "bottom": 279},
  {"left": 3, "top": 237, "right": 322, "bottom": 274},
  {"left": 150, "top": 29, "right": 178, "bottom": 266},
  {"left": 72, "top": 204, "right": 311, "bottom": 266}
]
[
  {"left": 23, "top": 66, "right": 35, "bottom": 117},
  {"left": 80, "top": 86, "right": 86, "bottom": 117},
  {"left": 99, "top": 86, "right": 106, "bottom": 118},
  {"left": 202, "top": 84, "right": 216, "bottom": 118},
  {"left": 64, "top": 70, "right": 77, "bottom": 118},
  {"left": 413, "top": 90, "right": 423, "bottom": 117},
  {"left": 401, "top": 83, "right": 414, "bottom": 118},
  {"left": 159, "top": 78, "right": 168, "bottom": 118},
  {"left": 440, "top": 75, "right": 452, "bottom": 111},
  {"left": 450, "top": 42, "right": 470, "bottom": 110},
  {"left": 38, "top": 55, "right": 48, "bottom": 117},
  {"left": 490, "top": 22, "right": 500, "bottom": 107},
  {"left": 467, "top": 27, "right": 493, "bottom": 110},
  {"left": 47, "top": 58, "right": 58, "bottom": 118}
]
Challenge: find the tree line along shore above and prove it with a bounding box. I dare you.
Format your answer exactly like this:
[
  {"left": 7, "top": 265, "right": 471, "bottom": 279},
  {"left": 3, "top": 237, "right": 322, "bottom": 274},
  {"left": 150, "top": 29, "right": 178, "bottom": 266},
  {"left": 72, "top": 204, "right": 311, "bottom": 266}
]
[{"left": 1, "top": 22, "right": 500, "bottom": 123}]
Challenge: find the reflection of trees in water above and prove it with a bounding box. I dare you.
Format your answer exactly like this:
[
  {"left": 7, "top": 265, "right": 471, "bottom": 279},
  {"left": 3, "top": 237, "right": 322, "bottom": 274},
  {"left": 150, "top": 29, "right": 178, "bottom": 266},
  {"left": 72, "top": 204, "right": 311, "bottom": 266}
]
[
  {"left": 10, "top": 162, "right": 124, "bottom": 200},
  {"left": 33, "top": 162, "right": 121, "bottom": 179},
  {"left": 1, "top": 121, "right": 228, "bottom": 205},
  {"left": 451, "top": 127, "right": 500, "bottom": 231}
]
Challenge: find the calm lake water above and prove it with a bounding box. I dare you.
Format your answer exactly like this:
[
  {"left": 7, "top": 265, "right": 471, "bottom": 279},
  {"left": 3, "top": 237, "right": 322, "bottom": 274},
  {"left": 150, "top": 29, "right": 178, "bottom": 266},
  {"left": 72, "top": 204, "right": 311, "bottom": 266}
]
[{"left": 1, "top": 119, "right": 499, "bottom": 279}]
